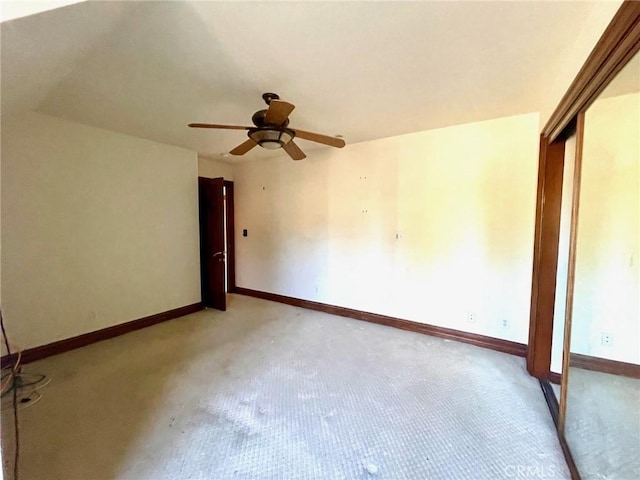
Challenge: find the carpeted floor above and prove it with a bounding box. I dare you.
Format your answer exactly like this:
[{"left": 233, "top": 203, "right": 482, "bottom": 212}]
[
  {"left": 564, "top": 367, "right": 640, "bottom": 480},
  {"left": 2, "top": 294, "right": 568, "bottom": 479}
]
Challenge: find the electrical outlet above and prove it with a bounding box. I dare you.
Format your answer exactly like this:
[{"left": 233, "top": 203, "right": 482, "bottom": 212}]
[
  {"left": 601, "top": 333, "right": 613, "bottom": 346},
  {"left": 467, "top": 312, "right": 476, "bottom": 323},
  {"left": 502, "top": 319, "right": 509, "bottom": 328}
]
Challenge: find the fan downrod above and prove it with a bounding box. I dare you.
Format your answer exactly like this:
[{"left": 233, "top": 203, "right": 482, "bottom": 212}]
[{"left": 262, "top": 92, "right": 280, "bottom": 105}]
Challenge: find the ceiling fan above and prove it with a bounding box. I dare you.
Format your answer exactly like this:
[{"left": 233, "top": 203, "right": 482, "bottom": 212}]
[{"left": 188, "top": 93, "right": 345, "bottom": 161}]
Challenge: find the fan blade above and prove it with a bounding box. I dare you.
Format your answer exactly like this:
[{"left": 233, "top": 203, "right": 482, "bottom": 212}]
[
  {"left": 292, "top": 129, "right": 345, "bottom": 148},
  {"left": 188, "top": 123, "right": 252, "bottom": 130},
  {"left": 264, "top": 100, "right": 295, "bottom": 126},
  {"left": 229, "top": 139, "right": 258, "bottom": 155},
  {"left": 283, "top": 140, "right": 306, "bottom": 161}
]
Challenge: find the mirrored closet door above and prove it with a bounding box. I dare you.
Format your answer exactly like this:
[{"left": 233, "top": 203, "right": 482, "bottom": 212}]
[{"left": 560, "top": 50, "right": 640, "bottom": 480}]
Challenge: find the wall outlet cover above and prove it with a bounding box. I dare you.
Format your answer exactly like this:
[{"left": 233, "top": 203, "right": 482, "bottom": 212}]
[{"left": 601, "top": 333, "right": 613, "bottom": 346}]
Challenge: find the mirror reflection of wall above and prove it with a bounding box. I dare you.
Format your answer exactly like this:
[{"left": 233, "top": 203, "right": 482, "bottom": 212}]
[
  {"left": 564, "top": 51, "right": 640, "bottom": 479},
  {"left": 549, "top": 132, "right": 578, "bottom": 392}
]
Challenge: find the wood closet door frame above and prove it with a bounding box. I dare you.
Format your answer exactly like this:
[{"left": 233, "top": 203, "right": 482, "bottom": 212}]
[
  {"left": 526, "top": 1, "right": 640, "bottom": 380},
  {"left": 526, "top": 134, "right": 567, "bottom": 379}
]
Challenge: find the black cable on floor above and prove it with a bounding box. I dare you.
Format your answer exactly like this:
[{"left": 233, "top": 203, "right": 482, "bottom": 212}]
[
  {"left": 12, "top": 371, "right": 19, "bottom": 480},
  {"left": 1, "top": 308, "right": 19, "bottom": 480},
  {"left": 1, "top": 373, "right": 47, "bottom": 399},
  {"left": 1, "top": 309, "right": 12, "bottom": 356}
]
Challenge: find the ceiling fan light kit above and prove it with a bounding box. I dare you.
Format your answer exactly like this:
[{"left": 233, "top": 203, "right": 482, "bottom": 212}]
[
  {"left": 248, "top": 128, "right": 294, "bottom": 150},
  {"left": 188, "top": 92, "right": 345, "bottom": 161}
]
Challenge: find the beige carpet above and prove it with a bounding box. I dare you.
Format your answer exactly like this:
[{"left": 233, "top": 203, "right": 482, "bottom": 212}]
[
  {"left": 2, "top": 294, "right": 568, "bottom": 479},
  {"left": 564, "top": 367, "right": 640, "bottom": 479}
]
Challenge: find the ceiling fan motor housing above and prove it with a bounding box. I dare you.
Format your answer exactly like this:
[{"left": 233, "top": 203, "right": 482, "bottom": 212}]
[{"left": 251, "top": 109, "right": 290, "bottom": 128}]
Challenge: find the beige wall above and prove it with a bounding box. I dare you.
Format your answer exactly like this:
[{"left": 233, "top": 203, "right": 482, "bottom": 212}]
[
  {"left": 1, "top": 111, "right": 201, "bottom": 352},
  {"left": 234, "top": 113, "right": 540, "bottom": 343},
  {"left": 551, "top": 133, "right": 578, "bottom": 373},
  {"left": 571, "top": 92, "right": 640, "bottom": 364},
  {"left": 198, "top": 156, "right": 234, "bottom": 180}
]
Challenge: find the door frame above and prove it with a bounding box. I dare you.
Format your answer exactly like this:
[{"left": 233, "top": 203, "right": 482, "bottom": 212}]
[
  {"left": 224, "top": 180, "right": 236, "bottom": 293},
  {"left": 198, "top": 177, "right": 236, "bottom": 306},
  {"left": 526, "top": 133, "right": 567, "bottom": 380}
]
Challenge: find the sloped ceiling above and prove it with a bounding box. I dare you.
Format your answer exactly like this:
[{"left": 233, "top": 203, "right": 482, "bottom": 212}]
[
  {"left": 1, "top": 1, "right": 607, "bottom": 161},
  {"left": 0, "top": 0, "right": 86, "bottom": 22}
]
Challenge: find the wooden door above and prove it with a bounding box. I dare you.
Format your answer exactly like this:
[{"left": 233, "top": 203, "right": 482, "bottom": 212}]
[{"left": 199, "top": 177, "right": 226, "bottom": 310}]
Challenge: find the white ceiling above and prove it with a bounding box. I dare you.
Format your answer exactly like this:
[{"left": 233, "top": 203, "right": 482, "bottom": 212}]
[
  {"left": 1, "top": 1, "right": 608, "bottom": 162},
  {"left": 0, "top": 0, "right": 85, "bottom": 22}
]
